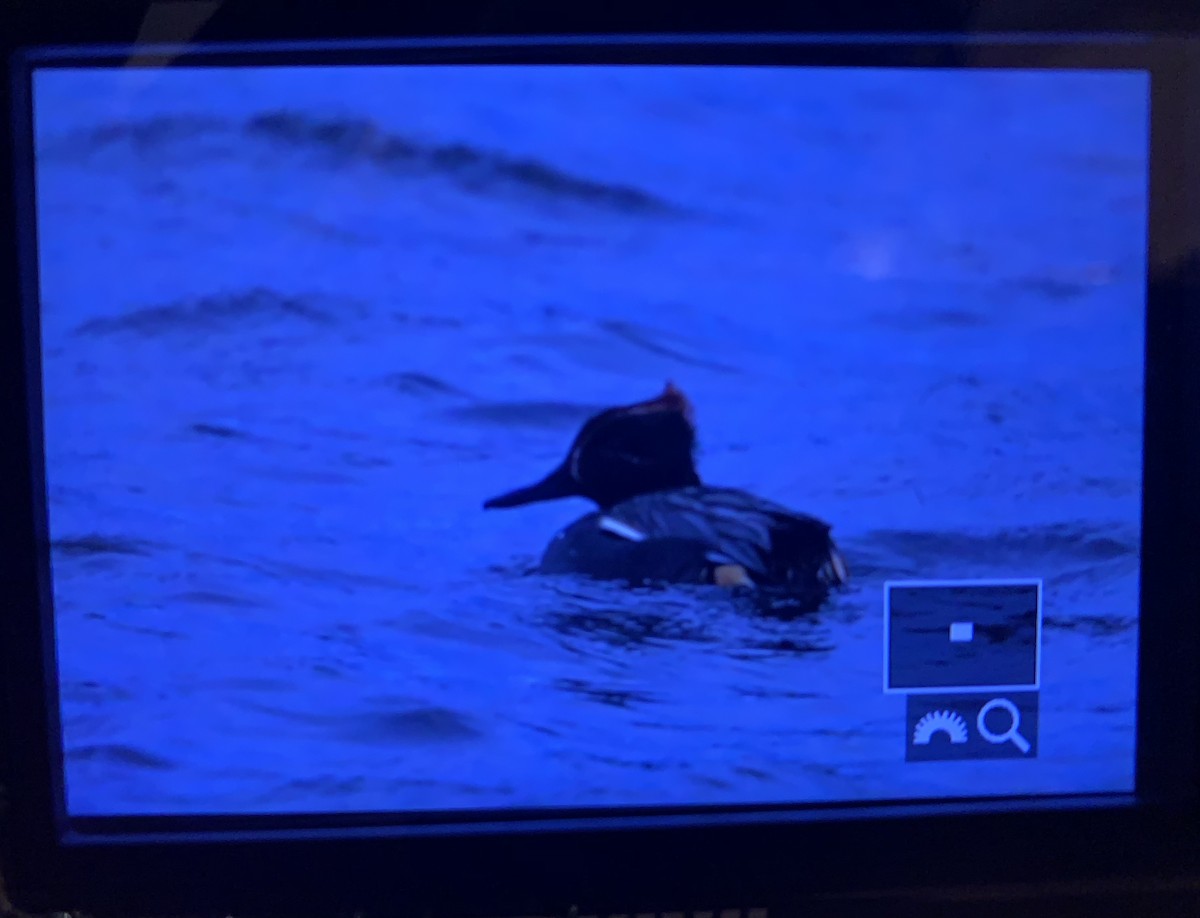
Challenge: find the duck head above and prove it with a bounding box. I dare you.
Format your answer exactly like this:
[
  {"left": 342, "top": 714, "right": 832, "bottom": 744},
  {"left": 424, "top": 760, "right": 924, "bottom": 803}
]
[{"left": 483, "top": 382, "right": 702, "bottom": 511}]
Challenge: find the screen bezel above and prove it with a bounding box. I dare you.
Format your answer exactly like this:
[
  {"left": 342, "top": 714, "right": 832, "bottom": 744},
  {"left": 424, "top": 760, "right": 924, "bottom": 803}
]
[{"left": 3, "top": 33, "right": 1199, "bottom": 916}]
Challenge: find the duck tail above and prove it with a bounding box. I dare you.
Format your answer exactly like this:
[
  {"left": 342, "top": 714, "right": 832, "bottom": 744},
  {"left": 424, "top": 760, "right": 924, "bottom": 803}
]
[{"left": 820, "top": 539, "right": 850, "bottom": 587}]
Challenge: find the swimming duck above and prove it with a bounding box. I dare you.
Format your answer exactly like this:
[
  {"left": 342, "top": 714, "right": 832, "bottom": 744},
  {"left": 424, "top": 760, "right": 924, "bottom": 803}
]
[{"left": 483, "top": 382, "right": 848, "bottom": 606}]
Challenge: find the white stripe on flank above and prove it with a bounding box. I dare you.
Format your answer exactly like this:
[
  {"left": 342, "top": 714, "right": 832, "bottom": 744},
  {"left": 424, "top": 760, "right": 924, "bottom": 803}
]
[{"left": 599, "top": 516, "right": 646, "bottom": 542}]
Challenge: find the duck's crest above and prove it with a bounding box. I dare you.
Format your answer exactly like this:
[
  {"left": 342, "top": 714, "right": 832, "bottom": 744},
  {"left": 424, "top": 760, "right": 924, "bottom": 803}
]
[{"left": 628, "top": 380, "right": 695, "bottom": 426}]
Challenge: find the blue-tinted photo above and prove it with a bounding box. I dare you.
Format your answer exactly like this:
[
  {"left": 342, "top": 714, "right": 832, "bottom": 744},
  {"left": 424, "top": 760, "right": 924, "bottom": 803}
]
[{"left": 34, "top": 64, "right": 1146, "bottom": 816}]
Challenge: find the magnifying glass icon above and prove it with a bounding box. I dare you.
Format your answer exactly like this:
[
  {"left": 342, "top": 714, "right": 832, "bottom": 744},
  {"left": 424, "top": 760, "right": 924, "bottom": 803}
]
[{"left": 977, "top": 698, "right": 1031, "bottom": 753}]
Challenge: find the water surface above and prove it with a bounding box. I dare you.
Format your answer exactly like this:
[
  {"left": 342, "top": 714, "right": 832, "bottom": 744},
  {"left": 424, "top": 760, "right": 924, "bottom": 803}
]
[{"left": 34, "top": 65, "right": 1146, "bottom": 816}]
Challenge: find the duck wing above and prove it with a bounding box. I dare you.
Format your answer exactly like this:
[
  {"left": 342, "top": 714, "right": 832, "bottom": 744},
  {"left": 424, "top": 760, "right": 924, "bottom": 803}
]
[{"left": 600, "top": 486, "right": 841, "bottom": 583}]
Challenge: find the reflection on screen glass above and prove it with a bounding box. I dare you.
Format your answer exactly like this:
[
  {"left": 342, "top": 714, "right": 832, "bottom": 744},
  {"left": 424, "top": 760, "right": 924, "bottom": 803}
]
[{"left": 32, "top": 63, "right": 1146, "bottom": 818}]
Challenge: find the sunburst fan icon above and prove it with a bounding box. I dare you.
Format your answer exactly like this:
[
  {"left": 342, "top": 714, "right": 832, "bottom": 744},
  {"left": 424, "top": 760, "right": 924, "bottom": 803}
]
[{"left": 913, "top": 709, "right": 969, "bottom": 745}]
